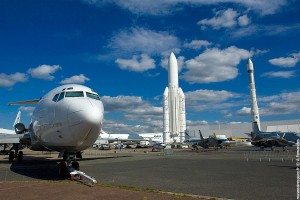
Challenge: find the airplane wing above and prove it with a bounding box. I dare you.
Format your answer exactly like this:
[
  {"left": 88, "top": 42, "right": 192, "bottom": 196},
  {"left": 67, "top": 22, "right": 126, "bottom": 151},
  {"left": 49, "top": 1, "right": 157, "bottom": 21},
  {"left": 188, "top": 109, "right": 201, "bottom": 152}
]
[
  {"left": 0, "top": 128, "right": 15, "bottom": 135},
  {"left": 8, "top": 99, "right": 40, "bottom": 105},
  {"left": 0, "top": 133, "right": 24, "bottom": 144}
]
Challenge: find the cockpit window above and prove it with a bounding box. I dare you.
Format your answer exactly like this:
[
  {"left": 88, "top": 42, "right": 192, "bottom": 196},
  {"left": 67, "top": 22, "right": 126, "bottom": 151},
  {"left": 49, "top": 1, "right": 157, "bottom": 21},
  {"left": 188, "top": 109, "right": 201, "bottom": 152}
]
[
  {"left": 86, "top": 92, "right": 100, "bottom": 100},
  {"left": 65, "top": 91, "right": 84, "bottom": 97},
  {"left": 57, "top": 92, "right": 65, "bottom": 102},
  {"left": 52, "top": 93, "right": 59, "bottom": 102},
  {"left": 52, "top": 92, "right": 64, "bottom": 102}
]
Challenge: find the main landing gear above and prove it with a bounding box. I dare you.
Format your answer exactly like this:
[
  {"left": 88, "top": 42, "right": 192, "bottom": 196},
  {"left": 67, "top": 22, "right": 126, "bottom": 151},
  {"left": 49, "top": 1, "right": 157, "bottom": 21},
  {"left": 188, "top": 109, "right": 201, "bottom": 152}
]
[{"left": 7, "top": 144, "right": 23, "bottom": 163}]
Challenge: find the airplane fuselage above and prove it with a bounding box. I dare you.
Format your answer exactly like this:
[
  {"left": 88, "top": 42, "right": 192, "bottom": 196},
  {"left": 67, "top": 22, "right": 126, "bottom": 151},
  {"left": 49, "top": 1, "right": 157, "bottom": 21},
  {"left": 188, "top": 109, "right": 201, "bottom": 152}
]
[{"left": 29, "top": 84, "right": 104, "bottom": 153}]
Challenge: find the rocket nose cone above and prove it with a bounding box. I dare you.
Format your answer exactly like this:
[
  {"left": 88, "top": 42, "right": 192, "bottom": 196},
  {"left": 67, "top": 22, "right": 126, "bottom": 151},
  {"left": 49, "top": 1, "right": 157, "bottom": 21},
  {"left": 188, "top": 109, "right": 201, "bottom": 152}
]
[
  {"left": 169, "top": 52, "right": 177, "bottom": 62},
  {"left": 247, "top": 59, "right": 253, "bottom": 71}
]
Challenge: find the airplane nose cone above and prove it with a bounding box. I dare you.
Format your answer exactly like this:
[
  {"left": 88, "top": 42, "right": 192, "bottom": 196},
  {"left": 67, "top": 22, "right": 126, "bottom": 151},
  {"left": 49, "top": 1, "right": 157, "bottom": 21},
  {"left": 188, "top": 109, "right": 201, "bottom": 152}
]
[
  {"left": 68, "top": 99, "right": 103, "bottom": 126},
  {"left": 68, "top": 99, "right": 104, "bottom": 149}
]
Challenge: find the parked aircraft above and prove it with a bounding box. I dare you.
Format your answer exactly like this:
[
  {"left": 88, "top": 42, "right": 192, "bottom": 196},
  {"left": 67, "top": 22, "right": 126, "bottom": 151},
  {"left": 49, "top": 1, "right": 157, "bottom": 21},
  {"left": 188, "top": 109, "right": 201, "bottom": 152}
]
[
  {"left": 250, "top": 122, "right": 300, "bottom": 150},
  {"left": 184, "top": 130, "right": 230, "bottom": 149},
  {"left": 95, "top": 130, "right": 149, "bottom": 148},
  {"left": 0, "top": 84, "right": 104, "bottom": 177}
]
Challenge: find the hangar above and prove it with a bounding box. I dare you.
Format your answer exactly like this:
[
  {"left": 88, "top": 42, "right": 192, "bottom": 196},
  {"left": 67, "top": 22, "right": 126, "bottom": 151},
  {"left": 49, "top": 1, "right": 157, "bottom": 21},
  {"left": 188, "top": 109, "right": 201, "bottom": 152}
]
[{"left": 187, "top": 119, "right": 300, "bottom": 138}]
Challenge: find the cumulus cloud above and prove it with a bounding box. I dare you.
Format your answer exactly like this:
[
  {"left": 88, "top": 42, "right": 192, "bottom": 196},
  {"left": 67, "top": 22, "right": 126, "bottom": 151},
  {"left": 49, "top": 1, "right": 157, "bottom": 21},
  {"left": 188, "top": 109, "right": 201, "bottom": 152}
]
[
  {"left": 198, "top": 8, "right": 239, "bottom": 30},
  {"left": 115, "top": 54, "right": 156, "bottom": 72},
  {"left": 186, "top": 120, "right": 208, "bottom": 126},
  {"left": 185, "top": 89, "right": 240, "bottom": 112},
  {"left": 101, "top": 95, "right": 163, "bottom": 133},
  {"left": 83, "top": 0, "right": 288, "bottom": 15},
  {"left": 256, "top": 91, "right": 300, "bottom": 116},
  {"left": 238, "top": 15, "right": 251, "bottom": 26},
  {"left": 107, "top": 28, "right": 180, "bottom": 56},
  {"left": 236, "top": 107, "right": 251, "bottom": 116},
  {"left": 182, "top": 46, "right": 252, "bottom": 83},
  {"left": 60, "top": 74, "right": 90, "bottom": 84},
  {"left": 183, "top": 40, "right": 212, "bottom": 50},
  {"left": 268, "top": 52, "right": 300, "bottom": 67},
  {"left": 261, "top": 71, "right": 296, "bottom": 79},
  {"left": 102, "top": 95, "right": 162, "bottom": 118},
  {"left": 27, "top": 64, "right": 61, "bottom": 80},
  {"left": 0, "top": 72, "right": 28, "bottom": 88}
]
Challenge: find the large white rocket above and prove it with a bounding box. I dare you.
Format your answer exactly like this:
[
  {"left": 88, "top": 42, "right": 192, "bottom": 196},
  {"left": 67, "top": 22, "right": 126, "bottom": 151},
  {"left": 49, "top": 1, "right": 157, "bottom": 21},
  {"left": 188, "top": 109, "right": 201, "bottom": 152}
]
[
  {"left": 163, "top": 52, "right": 186, "bottom": 144},
  {"left": 247, "top": 59, "right": 261, "bottom": 131}
]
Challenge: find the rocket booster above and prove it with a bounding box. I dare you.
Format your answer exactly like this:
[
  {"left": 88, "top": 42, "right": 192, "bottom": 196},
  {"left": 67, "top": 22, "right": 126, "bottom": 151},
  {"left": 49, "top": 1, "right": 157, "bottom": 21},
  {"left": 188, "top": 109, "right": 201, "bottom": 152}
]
[
  {"left": 247, "top": 59, "right": 261, "bottom": 131},
  {"left": 163, "top": 53, "right": 186, "bottom": 144}
]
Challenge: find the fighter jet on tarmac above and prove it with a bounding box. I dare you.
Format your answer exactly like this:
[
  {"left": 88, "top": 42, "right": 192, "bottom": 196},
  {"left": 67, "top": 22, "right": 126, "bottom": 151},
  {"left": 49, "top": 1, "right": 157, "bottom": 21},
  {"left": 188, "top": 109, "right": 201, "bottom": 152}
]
[{"left": 184, "top": 130, "right": 230, "bottom": 150}]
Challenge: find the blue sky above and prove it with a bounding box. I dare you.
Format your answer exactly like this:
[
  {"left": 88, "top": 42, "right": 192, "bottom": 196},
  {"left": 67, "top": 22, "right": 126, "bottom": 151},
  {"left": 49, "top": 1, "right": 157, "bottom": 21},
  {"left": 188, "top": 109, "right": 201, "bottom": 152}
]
[{"left": 0, "top": 0, "right": 299, "bottom": 133}]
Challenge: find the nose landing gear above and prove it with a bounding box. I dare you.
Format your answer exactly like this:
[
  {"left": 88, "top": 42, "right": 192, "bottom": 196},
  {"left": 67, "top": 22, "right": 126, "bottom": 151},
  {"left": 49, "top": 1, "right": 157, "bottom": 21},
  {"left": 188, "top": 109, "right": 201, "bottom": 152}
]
[{"left": 57, "top": 152, "right": 97, "bottom": 185}]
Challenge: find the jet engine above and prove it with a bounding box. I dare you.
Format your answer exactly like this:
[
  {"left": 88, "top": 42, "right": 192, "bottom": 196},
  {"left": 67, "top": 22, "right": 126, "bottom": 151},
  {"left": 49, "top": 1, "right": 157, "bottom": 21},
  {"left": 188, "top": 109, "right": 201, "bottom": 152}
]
[{"left": 15, "top": 123, "right": 26, "bottom": 134}]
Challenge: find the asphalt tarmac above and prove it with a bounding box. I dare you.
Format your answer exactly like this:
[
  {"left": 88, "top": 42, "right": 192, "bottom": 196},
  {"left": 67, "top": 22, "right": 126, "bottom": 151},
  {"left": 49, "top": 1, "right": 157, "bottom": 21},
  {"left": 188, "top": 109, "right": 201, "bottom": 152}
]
[{"left": 0, "top": 147, "right": 297, "bottom": 200}]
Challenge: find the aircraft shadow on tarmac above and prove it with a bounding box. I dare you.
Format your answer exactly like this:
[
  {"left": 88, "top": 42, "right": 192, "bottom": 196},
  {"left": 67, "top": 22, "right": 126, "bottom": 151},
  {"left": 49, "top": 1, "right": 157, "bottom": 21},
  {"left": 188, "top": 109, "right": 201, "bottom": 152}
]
[{"left": 4, "top": 155, "right": 131, "bottom": 181}]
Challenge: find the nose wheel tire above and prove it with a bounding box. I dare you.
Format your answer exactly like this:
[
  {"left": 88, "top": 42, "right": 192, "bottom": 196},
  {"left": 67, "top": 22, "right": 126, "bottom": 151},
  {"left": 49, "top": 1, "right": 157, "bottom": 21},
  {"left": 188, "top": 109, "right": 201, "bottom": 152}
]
[
  {"left": 58, "top": 161, "right": 68, "bottom": 177},
  {"left": 72, "top": 161, "right": 80, "bottom": 171}
]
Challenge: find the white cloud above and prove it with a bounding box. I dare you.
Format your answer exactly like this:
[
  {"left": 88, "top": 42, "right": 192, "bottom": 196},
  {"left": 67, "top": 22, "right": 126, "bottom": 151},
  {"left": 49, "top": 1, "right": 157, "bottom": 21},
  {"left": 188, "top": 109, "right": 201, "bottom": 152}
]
[
  {"left": 238, "top": 15, "right": 251, "bottom": 26},
  {"left": 198, "top": 8, "right": 238, "bottom": 30},
  {"left": 115, "top": 54, "right": 156, "bottom": 72},
  {"left": 236, "top": 107, "right": 251, "bottom": 116},
  {"left": 27, "top": 64, "right": 61, "bottom": 80},
  {"left": 268, "top": 52, "right": 300, "bottom": 67},
  {"left": 184, "top": 40, "right": 212, "bottom": 50},
  {"left": 0, "top": 72, "right": 28, "bottom": 88},
  {"left": 185, "top": 89, "right": 241, "bottom": 112},
  {"left": 185, "top": 89, "right": 236, "bottom": 103},
  {"left": 261, "top": 71, "right": 296, "bottom": 79},
  {"left": 101, "top": 95, "right": 163, "bottom": 133},
  {"left": 186, "top": 120, "right": 208, "bottom": 126},
  {"left": 198, "top": 9, "right": 251, "bottom": 30},
  {"left": 256, "top": 91, "right": 300, "bottom": 116},
  {"left": 60, "top": 74, "right": 90, "bottom": 84},
  {"left": 83, "top": 0, "right": 288, "bottom": 15},
  {"left": 182, "top": 46, "right": 252, "bottom": 83},
  {"left": 107, "top": 28, "right": 180, "bottom": 56}
]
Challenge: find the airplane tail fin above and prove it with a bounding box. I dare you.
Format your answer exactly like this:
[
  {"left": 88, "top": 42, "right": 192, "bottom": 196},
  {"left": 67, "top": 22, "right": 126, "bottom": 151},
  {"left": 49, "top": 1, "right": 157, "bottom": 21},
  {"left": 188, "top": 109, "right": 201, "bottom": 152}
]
[
  {"left": 199, "top": 130, "right": 204, "bottom": 140},
  {"left": 13, "top": 111, "right": 21, "bottom": 128},
  {"left": 185, "top": 129, "right": 191, "bottom": 140},
  {"left": 252, "top": 122, "right": 260, "bottom": 134}
]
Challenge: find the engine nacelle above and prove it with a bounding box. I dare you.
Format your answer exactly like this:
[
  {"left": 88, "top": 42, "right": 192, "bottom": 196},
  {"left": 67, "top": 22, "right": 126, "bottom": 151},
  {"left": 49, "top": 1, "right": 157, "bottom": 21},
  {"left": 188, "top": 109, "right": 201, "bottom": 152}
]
[{"left": 15, "top": 123, "right": 26, "bottom": 134}]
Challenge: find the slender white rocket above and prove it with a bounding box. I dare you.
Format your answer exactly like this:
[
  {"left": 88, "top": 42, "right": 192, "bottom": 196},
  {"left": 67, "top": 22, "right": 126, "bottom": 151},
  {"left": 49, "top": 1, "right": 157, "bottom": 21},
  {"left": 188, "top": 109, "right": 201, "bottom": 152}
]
[
  {"left": 163, "top": 52, "right": 186, "bottom": 144},
  {"left": 247, "top": 59, "right": 261, "bottom": 131}
]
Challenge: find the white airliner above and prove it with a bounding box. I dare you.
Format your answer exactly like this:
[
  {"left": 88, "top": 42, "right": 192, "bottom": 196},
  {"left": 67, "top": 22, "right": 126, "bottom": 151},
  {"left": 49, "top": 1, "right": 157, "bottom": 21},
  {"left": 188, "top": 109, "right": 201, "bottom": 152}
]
[
  {"left": 94, "top": 132, "right": 163, "bottom": 148},
  {"left": 0, "top": 84, "right": 104, "bottom": 177}
]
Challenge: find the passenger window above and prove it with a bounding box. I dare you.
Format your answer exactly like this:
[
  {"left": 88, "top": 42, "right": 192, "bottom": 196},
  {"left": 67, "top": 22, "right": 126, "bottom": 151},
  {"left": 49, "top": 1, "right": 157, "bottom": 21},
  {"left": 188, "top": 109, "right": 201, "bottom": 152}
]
[
  {"left": 52, "top": 93, "right": 59, "bottom": 102},
  {"left": 65, "top": 91, "right": 84, "bottom": 97},
  {"left": 57, "top": 92, "right": 65, "bottom": 102},
  {"left": 86, "top": 92, "right": 100, "bottom": 100}
]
